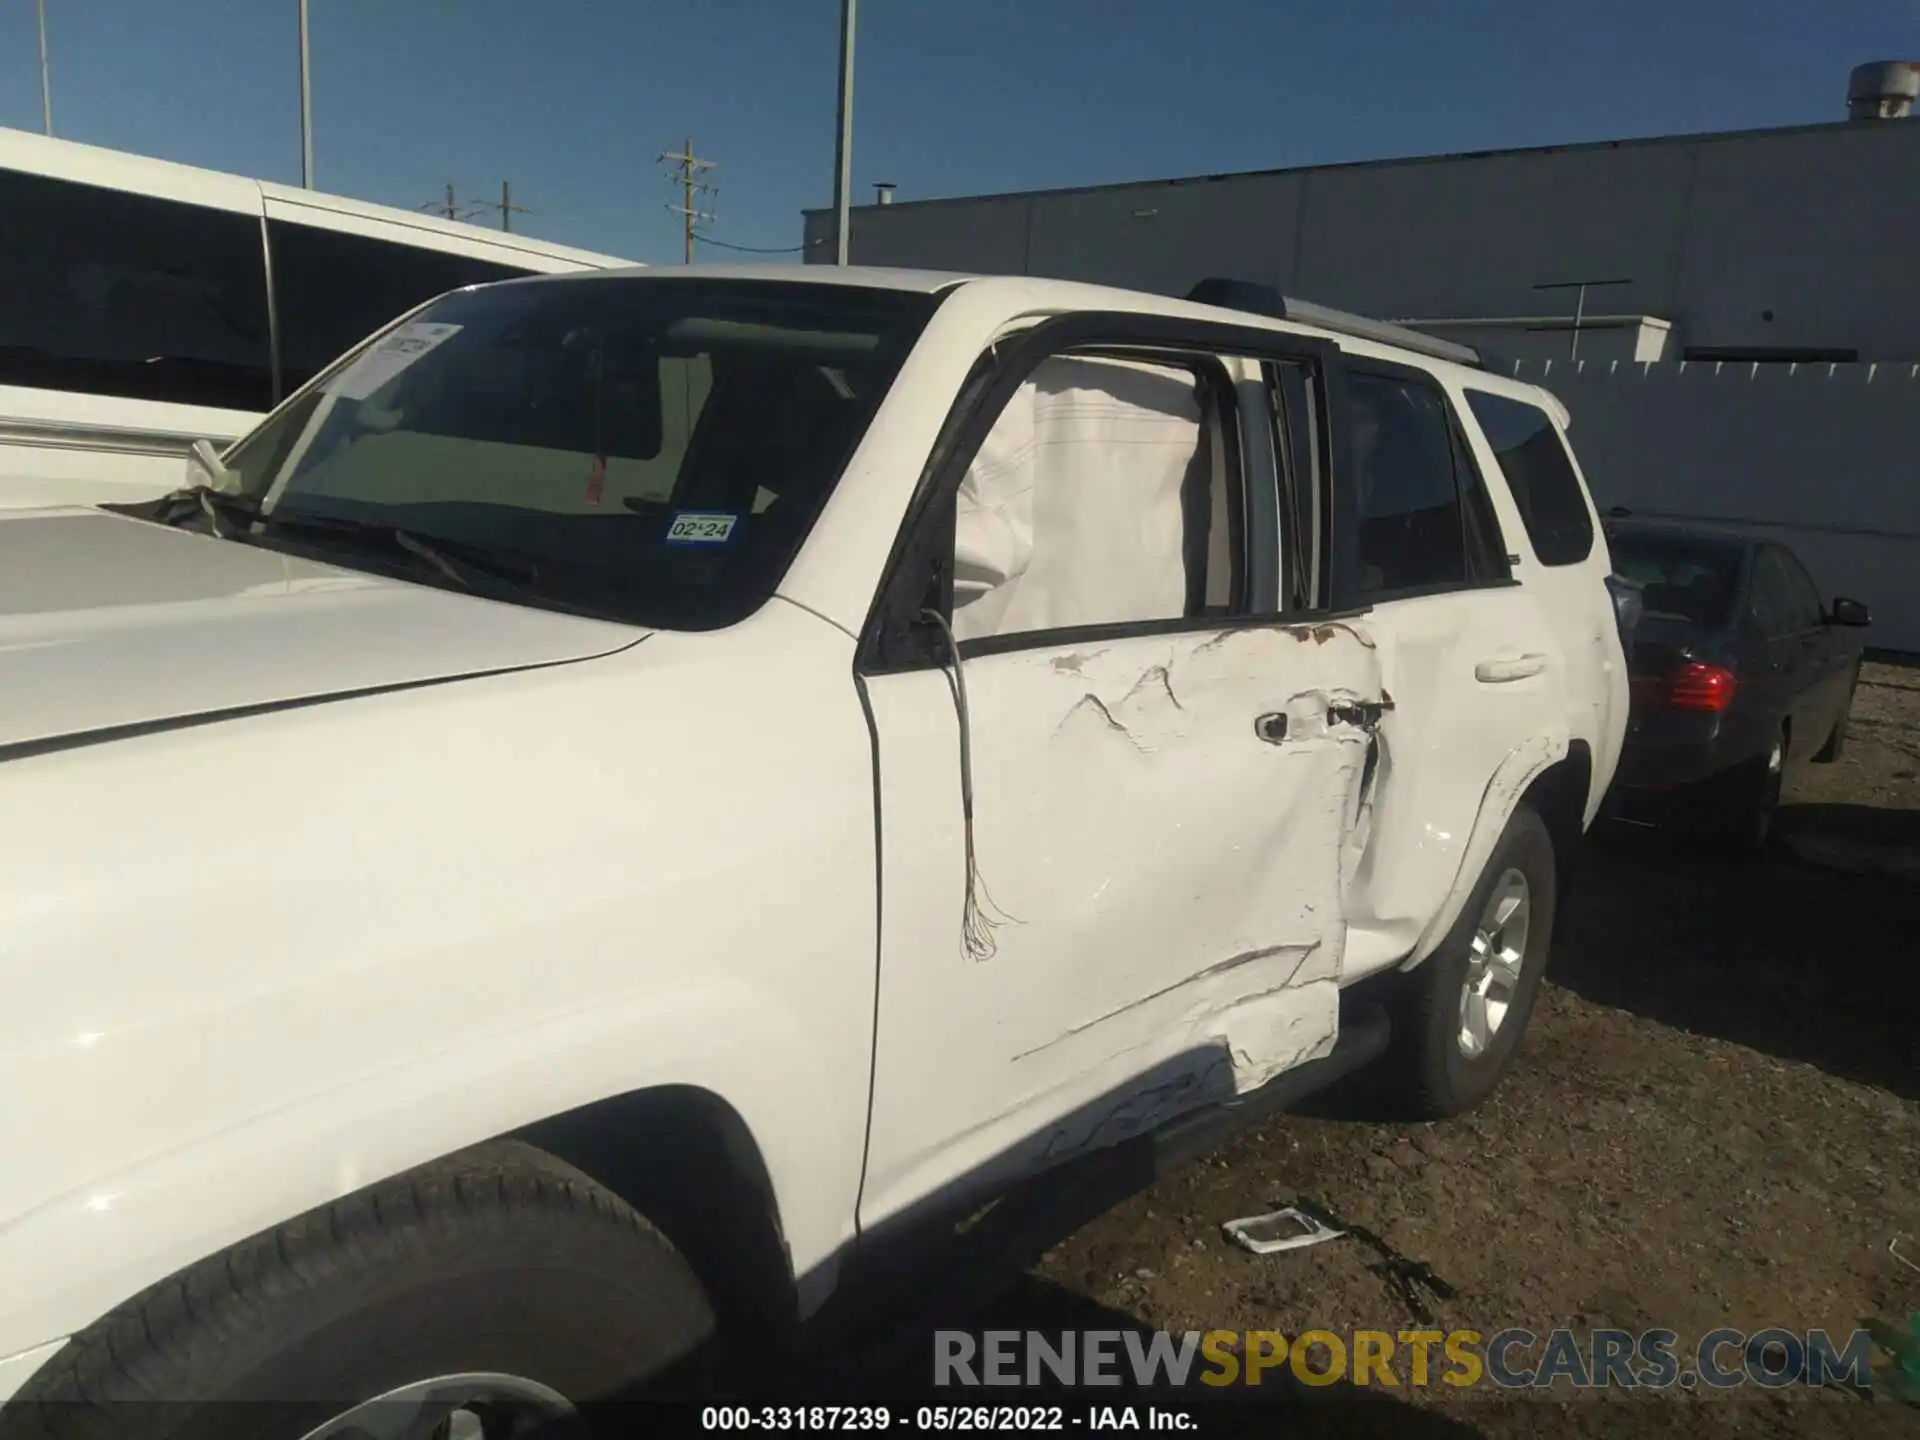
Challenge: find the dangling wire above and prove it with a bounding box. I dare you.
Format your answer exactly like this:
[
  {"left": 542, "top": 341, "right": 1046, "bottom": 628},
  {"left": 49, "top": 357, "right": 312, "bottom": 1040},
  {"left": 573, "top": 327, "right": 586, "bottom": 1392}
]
[{"left": 920, "top": 607, "right": 1021, "bottom": 961}]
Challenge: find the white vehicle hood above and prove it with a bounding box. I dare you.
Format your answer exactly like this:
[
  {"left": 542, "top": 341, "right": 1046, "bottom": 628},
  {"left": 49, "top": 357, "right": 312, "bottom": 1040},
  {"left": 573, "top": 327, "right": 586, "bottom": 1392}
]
[{"left": 0, "top": 507, "right": 647, "bottom": 751}]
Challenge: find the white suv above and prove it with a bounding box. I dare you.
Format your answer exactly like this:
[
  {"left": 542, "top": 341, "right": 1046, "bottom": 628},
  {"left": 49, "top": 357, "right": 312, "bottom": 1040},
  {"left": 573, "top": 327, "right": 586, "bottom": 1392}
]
[{"left": 0, "top": 265, "right": 1626, "bottom": 1429}]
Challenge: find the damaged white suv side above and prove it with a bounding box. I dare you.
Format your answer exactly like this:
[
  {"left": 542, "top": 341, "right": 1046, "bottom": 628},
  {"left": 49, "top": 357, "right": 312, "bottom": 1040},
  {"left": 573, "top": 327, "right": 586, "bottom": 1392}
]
[{"left": 0, "top": 266, "right": 1626, "bottom": 1428}]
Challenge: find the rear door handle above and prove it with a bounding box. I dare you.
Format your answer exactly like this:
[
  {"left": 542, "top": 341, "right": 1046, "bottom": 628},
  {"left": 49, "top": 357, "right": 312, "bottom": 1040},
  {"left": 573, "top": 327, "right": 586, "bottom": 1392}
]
[{"left": 1474, "top": 653, "right": 1548, "bottom": 684}]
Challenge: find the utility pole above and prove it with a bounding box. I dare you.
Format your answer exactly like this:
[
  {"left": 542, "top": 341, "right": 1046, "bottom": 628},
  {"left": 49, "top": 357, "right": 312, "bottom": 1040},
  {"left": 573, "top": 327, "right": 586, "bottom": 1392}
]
[
  {"left": 468, "top": 182, "right": 532, "bottom": 232},
  {"left": 494, "top": 180, "right": 530, "bottom": 234},
  {"left": 831, "top": 0, "right": 856, "bottom": 264},
  {"left": 658, "top": 139, "right": 716, "bottom": 263},
  {"left": 298, "top": 0, "right": 314, "bottom": 187},
  {"left": 36, "top": 0, "right": 52, "bottom": 136}
]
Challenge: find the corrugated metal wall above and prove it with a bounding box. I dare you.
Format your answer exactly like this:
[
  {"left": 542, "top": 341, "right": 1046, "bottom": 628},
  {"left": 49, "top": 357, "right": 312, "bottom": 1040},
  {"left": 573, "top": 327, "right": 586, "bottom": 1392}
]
[
  {"left": 1519, "top": 359, "right": 1920, "bottom": 651},
  {"left": 807, "top": 119, "right": 1920, "bottom": 362}
]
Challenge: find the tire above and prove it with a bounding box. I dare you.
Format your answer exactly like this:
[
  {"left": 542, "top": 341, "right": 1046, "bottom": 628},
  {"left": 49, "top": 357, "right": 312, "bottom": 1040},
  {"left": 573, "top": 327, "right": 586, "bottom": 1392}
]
[
  {"left": 1382, "top": 803, "right": 1557, "bottom": 1120},
  {"left": 1713, "top": 728, "right": 1785, "bottom": 858},
  {"left": 0, "top": 1140, "right": 716, "bottom": 1440},
  {"left": 1812, "top": 666, "right": 1860, "bottom": 763}
]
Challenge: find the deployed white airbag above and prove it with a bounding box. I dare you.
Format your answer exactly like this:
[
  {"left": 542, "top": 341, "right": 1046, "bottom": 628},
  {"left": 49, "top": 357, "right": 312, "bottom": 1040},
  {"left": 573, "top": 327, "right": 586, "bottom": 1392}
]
[{"left": 951, "top": 356, "right": 1203, "bottom": 642}]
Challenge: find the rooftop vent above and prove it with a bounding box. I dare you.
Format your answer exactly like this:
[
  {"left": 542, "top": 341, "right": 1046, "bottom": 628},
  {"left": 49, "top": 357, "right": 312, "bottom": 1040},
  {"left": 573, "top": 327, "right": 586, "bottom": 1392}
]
[{"left": 1847, "top": 61, "right": 1918, "bottom": 120}]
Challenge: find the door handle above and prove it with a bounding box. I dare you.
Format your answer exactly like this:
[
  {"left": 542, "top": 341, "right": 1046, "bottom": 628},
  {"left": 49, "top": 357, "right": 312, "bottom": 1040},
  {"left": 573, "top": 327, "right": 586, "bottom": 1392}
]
[{"left": 1474, "top": 653, "right": 1548, "bottom": 684}]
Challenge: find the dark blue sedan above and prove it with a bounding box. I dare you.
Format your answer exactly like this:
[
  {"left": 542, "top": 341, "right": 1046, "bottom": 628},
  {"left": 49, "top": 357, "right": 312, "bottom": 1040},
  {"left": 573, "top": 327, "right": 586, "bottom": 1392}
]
[{"left": 1602, "top": 516, "right": 1872, "bottom": 853}]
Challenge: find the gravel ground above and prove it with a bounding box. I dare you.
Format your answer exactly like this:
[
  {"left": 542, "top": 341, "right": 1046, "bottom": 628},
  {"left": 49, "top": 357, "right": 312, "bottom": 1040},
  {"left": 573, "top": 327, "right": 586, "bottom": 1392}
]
[{"left": 897, "top": 663, "right": 1920, "bottom": 1437}]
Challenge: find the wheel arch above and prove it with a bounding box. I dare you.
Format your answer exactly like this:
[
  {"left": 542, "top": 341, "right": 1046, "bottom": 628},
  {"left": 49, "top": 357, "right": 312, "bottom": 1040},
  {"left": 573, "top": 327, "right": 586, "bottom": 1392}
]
[
  {"left": 517, "top": 1084, "right": 803, "bottom": 1351},
  {"left": 1406, "top": 731, "right": 1585, "bottom": 967},
  {"left": 1520, "top": 739, "right": 1591, "bottom": 944}
]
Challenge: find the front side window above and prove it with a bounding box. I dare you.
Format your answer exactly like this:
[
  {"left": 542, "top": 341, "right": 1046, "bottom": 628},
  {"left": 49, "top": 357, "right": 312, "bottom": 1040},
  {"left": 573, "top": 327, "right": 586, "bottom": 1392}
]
[
  {"left": 0, "top": 168, "right": 272, "bottom": 411},
  {"left": 1775, "top": 549, "right": 1828, "bottom": 631},
  {"left": 218, "top": 277, "right": 939, "bottom": 629},
  {"left": 947, "top": 352, "right": 1243, "bottom": 646},
  {"left": 1748, "top": 550, "right": 1800, "bottom": 638}
]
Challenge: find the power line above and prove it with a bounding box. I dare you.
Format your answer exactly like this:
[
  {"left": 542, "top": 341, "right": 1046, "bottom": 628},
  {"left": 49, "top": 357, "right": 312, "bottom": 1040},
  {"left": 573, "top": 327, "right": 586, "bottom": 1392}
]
[
  {"left": 693, "top": 234, "right": 806, "bottom": 254},
  {"left": 418, "top": 183, "right": 489, "bottom": 224},
  {"left": 658, "top": 139, "right": 717, "bottom": 264}
]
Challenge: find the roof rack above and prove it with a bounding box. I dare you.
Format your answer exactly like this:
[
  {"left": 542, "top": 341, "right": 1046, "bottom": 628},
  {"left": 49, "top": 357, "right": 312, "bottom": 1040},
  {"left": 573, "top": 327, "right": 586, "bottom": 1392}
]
[{"left": 1184, "top": 278, "right": 1484, "bottom": 369}]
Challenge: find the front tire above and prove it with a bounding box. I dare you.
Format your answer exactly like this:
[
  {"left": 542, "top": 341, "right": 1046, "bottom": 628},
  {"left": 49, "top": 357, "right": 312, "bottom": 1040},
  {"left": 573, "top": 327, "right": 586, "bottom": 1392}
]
[
  {"left": 1812, "top": 666, "right": 1860, "bottom": 763},
  {"left": 1383, "top": 803, "right": 1557, "bottom": 1119},
  {"left": 0, "top": 1141, "right": 716, "bottom": 1440}
]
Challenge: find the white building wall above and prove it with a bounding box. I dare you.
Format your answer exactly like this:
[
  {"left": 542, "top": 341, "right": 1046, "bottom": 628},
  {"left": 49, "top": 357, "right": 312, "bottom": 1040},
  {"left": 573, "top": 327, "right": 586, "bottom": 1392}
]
[
  {"left": 1520, "top": 358, "right": 1920, "bottom": 651},
  {"left": 807, "top": 118, "right": 1920, "bottom": 361}
]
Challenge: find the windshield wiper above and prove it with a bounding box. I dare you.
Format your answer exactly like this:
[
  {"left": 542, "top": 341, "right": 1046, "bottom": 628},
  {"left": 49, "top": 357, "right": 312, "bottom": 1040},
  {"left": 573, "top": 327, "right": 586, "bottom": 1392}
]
[
  {"left": 260, "top": 510, "right": 542, "bottom": 590},
  {"left": 118, "top": 487, "right": 541, "bottom": 593}
]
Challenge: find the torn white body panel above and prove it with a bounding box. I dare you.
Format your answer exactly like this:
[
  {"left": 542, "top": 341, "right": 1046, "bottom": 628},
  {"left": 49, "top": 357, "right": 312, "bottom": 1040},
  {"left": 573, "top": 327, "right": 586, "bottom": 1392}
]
[
  {"left": 858, "top": 622, "right": 1382, "bottom": 1230},
  {"left": 951, "top": 356, "right": 1201, "bottom": 643},
  {"left": 1340, "top": 587, "right": 1569, "bottom": 980}
]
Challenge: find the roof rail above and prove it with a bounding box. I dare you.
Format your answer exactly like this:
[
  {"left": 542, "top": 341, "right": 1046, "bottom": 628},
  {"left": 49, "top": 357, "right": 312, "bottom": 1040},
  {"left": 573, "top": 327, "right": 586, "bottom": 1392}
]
[{"left": 1184, "top": 278, "right": 1484, "bottom": 369}]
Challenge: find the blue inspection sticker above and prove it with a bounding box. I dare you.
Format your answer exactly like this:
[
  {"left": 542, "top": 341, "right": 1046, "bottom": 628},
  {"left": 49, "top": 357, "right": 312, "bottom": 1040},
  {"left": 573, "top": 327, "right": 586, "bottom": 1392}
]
[{"left": 664, "top": 512, "right": 740, "bottom": 545}]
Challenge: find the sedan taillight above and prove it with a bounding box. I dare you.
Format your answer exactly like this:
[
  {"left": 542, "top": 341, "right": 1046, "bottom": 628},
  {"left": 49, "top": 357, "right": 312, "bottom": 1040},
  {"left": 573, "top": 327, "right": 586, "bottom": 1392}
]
[{"left": 1665, "top": 661, "right": 1738, "bottom": 712}]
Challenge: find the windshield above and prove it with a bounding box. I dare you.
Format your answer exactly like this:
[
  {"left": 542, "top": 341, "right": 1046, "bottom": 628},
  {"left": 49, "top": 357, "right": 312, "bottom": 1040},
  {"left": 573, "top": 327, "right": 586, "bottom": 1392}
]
[
  {"left": 1605, "top": 528, "right": 1746, "bottom": 629},
  {"left": 218, "top": 276, "right": 940, "bottom": 629}
]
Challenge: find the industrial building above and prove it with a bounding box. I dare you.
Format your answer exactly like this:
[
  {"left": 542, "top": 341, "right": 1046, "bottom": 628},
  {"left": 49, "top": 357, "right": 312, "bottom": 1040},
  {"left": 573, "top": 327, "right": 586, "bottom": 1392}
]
[{"left": 802, "top": 62, "right": 1920, "bottom": 649}]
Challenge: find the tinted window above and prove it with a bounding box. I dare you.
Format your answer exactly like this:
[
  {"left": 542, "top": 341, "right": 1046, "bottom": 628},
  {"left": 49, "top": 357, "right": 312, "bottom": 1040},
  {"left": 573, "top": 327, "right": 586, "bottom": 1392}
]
[
  {"left": 1607, "top": 529, "right": 1745, "bottom": 629},
  {"left": 0, "top": 167, "right": 272, "bottom": 411},
  {"left": 1348, "top": 371, "right": 1502, "bottom": 595},
  {"left": 1774, "top": 549, "right": 1827, "bottom": 631},
  {"left": 1749, "top": 551, "right": 1799, "bottom": 638},
  {"left": 269, "top": 220, "right": 531, "bottom": 393},
  {"left": 219, "top": 278, "right": 938, "bottom": 631},
  {"left": 1464, "top": 391, "right": 1595, "bottom": 566}
]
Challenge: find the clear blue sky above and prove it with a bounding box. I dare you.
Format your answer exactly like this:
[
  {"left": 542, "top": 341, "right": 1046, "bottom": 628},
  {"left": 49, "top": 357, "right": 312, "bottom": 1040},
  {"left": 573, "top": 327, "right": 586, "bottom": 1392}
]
[{"left": 0, "top": 1, "right": 1914, "bottom": 264}]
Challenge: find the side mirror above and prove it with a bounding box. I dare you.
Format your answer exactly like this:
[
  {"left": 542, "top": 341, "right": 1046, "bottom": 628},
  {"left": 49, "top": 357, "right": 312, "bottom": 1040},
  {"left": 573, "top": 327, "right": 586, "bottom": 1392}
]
[{"left": 1829, "top": 596, "right": 1872, "bottom": 627}]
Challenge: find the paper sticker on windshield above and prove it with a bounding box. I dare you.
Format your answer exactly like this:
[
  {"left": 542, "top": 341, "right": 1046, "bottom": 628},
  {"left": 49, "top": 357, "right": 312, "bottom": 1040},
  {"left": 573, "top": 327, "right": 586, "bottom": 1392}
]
[
  {"left": 665, "top": 512, "right": 739, "bottom": 545},
  {"left": 330, "top": 322, "right": 463, "bottom": 400}
]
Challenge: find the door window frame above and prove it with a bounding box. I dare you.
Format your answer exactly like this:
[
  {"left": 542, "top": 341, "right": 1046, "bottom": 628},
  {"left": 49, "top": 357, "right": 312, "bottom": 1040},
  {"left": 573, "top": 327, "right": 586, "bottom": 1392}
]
[
  {"left": 856, "top": 312, "right": 1359, "bottom": 675},
  {"left": 1341, "top": 356, "right": 1517, "bottom": 605}
]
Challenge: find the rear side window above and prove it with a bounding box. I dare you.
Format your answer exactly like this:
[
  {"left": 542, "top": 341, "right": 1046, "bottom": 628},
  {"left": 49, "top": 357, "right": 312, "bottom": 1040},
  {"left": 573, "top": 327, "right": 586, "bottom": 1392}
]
[
  {"left": 1346, "top": 369, "right": 1507, "bottom": 597},
  {"left": 1464, "top": 391, "right": 1595, "bottom": 566},
  {"left": 0, "top": 167, "right": 272, "bottom": 412},
  {"left": 268, "top": 220, "right": 532, "bottom": 394}
]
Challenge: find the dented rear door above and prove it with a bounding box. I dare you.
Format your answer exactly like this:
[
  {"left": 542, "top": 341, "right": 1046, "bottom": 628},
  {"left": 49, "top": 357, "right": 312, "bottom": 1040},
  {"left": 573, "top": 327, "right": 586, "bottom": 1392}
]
[{"left": 854, "top": 323, "right": 1384, "bottom": 1231}]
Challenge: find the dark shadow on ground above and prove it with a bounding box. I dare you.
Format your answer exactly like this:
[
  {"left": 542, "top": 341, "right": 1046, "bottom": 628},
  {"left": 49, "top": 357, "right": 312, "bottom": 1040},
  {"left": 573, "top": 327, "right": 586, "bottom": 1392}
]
[
  {"left": 1779, "top": 801, "right": 1920, "bottom": 855},
  {"left": 1547, "top": 805, "right": 1915, "bottom": 1098},
  {"left": 844, "top": 1275, "right": 1493, "bottom": 1438}
]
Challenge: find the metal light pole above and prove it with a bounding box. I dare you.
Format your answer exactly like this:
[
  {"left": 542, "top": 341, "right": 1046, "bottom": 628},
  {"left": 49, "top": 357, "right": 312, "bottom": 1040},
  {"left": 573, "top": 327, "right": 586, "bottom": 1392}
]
[
  {"left": 830, "top": 0, "right": 856, "bottom": 264},
  {"left": 298, "top": 0, "right": 314, "bottom": 187},
  {"left": 36, "top": 0, "right": 53, "bottom": 136}
]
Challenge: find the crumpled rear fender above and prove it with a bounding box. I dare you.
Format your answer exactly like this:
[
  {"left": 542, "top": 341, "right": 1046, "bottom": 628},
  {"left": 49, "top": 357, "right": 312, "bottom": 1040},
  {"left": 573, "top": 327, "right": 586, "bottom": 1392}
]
[{"left": 1403, "top": 727, "right": 1571, "bottom": 968}]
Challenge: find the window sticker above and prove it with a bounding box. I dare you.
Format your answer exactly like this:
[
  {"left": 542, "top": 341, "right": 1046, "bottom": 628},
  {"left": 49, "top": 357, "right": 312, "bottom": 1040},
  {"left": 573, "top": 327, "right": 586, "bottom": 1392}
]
[
  {"left": 664, "top": 512, "right": 739, "bottom": 545},
  {"left": 330, "top": 322, "right": 463, "bottom": 400}
]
